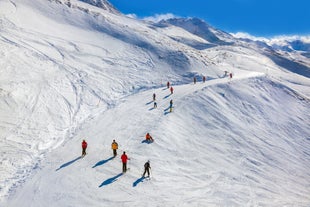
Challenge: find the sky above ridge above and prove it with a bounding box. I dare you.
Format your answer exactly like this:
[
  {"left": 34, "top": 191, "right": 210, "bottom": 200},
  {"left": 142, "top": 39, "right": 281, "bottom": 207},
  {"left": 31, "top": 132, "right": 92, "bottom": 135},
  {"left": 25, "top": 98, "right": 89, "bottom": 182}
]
[{"left": 108, "top": 0, "right": 310, "bottom": 37}]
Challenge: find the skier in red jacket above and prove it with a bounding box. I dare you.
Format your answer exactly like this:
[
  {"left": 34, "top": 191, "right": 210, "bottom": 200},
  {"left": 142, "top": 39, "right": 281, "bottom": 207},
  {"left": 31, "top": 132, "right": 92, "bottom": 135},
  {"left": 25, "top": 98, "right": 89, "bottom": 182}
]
[
  {"left": 81, "top": 140, "right": 87, "bottom": 157},
  {"left": 170, "top": 86, "right": 174, "bottom": 94},
  {"left": 121, "top": 151, "right": 130, "bottom": 173},
  {"left": 203, "top": 75, "right": 206, "bottom": 83}
]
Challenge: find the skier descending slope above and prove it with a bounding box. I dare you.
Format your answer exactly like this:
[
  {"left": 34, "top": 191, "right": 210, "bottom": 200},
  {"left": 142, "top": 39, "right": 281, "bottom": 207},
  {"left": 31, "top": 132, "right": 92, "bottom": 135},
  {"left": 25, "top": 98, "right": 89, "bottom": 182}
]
[
  {"left": 142, "top": 160, "right": 151, "bottom": 178},
  {"left": 81, "top": 139, "right": 88, "bottom": 157},
  {"left": 169, "top": 99, "right": 173, "bottom": 112}
]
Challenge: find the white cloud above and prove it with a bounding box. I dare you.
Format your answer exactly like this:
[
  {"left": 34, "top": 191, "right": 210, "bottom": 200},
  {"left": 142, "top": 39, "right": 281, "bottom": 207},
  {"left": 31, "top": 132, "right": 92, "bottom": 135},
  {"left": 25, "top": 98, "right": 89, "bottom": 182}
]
[
  {"left": 230, "top": 32, "right": 269, "bottom": 42},
  {"left": 142, "top": 13, "right": 178, "bottom": 23},
  {"left": 231, "top": 32, "right": 310, "bottom": 45}
]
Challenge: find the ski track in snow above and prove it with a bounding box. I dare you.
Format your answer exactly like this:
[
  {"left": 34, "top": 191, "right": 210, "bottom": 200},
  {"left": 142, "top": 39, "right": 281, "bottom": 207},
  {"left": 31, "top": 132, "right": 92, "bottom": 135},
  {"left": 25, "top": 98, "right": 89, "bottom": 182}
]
[{"left": 4, "top": 72, "right": 310, "bottom": 207}]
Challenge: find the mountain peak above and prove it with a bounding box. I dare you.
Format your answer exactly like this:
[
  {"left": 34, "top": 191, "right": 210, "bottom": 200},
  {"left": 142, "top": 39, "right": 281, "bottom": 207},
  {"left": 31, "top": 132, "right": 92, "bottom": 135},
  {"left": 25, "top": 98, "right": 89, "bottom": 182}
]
[
  {"left": 157, "top": 17, "right": 232, "bottom": 45},
  {"left": 78, "top": 0, "right": 119, "bottom": 13}
]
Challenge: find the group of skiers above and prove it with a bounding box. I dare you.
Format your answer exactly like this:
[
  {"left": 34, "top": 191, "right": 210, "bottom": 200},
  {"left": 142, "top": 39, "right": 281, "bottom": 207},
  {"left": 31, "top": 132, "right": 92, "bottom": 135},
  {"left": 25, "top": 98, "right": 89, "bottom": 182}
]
[
  {"left": 78, "top": 74, "right": 235, "bottom": 180},
  {"left": 80, "top": 135, "right": 152, "bottom": 177},
  {"left": 193, "top": 75, "right": 207, "bottom": 84},
  {"left": 151, "top": 81, "right": 174, "bottom": 112}
]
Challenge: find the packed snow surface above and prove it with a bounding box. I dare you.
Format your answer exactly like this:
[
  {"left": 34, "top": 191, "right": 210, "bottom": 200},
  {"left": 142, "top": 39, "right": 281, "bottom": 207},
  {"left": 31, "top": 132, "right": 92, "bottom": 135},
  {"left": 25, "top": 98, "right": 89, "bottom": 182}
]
[{"left": 0, "top": 0, "right": 309, "bottom": 206}]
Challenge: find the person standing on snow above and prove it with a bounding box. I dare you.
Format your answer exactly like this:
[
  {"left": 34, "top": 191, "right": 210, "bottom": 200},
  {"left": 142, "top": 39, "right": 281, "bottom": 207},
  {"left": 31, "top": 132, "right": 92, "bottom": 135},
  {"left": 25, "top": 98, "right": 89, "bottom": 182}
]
[
  {"left": 193, "top": 77, "right": 197, "bottom": 84},
  {"left": 111, "top": 139, "right": 118, "bottom": 157},
  {"left": 81, "top": 139, "right": 88, "bottom": 157},
  {"left": 170, "top": 86, "right": 174, "bottom": 94},
  {"left": 169, "top": 99, "right": 173, "bottom": 112},
  {"left": 203, "top": 75, "right": 206, "bottom": 83},
  {"left": 142, "top": 160, "right": 151, "bottom": 178},
  {"left": 167, "top": 81, "right": 170, "bottom": 89},
  {"left": 121, "top": 151, "right": 130, "bottom": 173},
  {"left": 153, "top": 101, "right": 157, "bottom": 108},
  {"left": 153, "top": 93, "right": 156, "bottom": 101}
]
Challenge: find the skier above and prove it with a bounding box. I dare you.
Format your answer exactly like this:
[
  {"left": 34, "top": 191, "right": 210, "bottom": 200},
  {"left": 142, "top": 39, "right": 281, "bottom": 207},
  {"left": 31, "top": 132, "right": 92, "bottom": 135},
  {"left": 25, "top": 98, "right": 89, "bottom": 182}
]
[
  {"left": 142, "top": 160, "right": 151, "bottom": 178},
  {"left": 153, "top": 93, "right": 156, "bottom": 101},
  {"left": 203, "top": 75, "right": 206, "bottom": 83},
  {"left": 169, "top": 99, "right": 173, "bottom": 112},
  {"left": 170, "top": 86, "right": 174, "bottom": 94},
  {"left": 153, "top": 101, "right": 157, "bottom": 108},
  {"left": 145, "top": 133, "right": 154, "bottom": 142},
  {"left": 81, "top": 139, "right": 88, "bottom": 157},
  {"left": 111, "top": 139, "right": 118, "bottom": 157},
  {"left": 121, "top": 151, "right": 130, "bottom": 173},
  {"left": 229, "top": 72, "right": 233, "bottom": 79},
  {"left": 193, "top": 77, "right": 197, "bottom": 84},
  {"left": 167, "top": 81, "right": 170, "bottom": 89}
]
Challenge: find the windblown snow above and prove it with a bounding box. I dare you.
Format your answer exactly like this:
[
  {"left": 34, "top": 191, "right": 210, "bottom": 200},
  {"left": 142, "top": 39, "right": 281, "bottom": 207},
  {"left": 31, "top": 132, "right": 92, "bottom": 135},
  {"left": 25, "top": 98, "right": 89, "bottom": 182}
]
[{"left": 0, "top": 0, "right": 309, "bottom": 206}]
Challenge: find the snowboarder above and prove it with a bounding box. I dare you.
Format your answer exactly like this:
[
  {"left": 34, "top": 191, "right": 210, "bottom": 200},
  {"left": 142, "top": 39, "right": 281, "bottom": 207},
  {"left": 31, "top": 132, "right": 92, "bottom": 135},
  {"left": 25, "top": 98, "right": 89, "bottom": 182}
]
[
  {"left": 203, "top": 75, "right": 206, "bottom": 83},
  {"left": 170, "top": 86, "right": 174, "bottom": 94},
  {"left": 81, "top": 139, "right": 87, "bottom": 157},
  {"left": 145, "top": 133, "right": 154, "bottom": 142},
  {"left": 167, "top": 81, "right": 170, "bottom": 89},
  {"left": 153, "top": 93, "right": 156, "bottom": 101},
  {"left": 153, "top": 101, "right": 157, "bottom": 108},
  {"left": 142, "top": 160, "right": 151, "bottom": 178},
  {"left": 193, "top": 77, "right": 197, "bottom": 84},
  {"left": 111, "top": 139, "right": 118, "bottom": 157},
  {"left": 121, "top": 151, "right": 130, "bottom": 173}
]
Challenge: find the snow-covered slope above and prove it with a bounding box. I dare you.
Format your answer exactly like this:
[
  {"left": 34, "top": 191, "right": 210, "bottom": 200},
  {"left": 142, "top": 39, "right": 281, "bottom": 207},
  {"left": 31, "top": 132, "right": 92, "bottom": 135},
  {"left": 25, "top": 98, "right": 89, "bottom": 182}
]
[{"left": 0, "top": 0, "right": 310, "bottom": 206}]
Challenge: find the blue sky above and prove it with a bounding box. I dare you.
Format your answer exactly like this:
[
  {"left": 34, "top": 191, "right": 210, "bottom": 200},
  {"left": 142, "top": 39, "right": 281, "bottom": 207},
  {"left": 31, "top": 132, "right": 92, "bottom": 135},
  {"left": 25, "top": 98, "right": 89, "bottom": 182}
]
[{"left": 108, "top": 0, "right": 310, "bottom": 37}]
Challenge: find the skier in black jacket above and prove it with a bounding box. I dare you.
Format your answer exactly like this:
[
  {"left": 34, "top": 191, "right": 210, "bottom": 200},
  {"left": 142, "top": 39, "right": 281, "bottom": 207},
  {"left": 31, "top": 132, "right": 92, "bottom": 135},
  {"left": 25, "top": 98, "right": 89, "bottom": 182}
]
[{"left": 142, "top": 160, "right": 151, "bottom": 177}]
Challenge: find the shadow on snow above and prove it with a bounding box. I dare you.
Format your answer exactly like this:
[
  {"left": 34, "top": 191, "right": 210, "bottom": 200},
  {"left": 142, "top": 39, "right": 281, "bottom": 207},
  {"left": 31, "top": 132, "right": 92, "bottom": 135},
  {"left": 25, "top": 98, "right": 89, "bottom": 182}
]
[
  {"left": 164, "top": 106, "right": 173, "bottom": 115},
  {"left": 55, "top": 156, "right": 81, "bottom": 171},
  {"left": 133, "top": 177, "right": 146, "bottom": 187},
  {"left": 141, "top": 140, "right": 153, "bottom": 144},
  {"left": 99, "top": 173, "right": 123, "bottom": 187},
  {"left": 163, "top": 94, "right": 171, "bottom": 99},
  {"left": 92, "top": 156, "right": 114, "bottom": 168}
]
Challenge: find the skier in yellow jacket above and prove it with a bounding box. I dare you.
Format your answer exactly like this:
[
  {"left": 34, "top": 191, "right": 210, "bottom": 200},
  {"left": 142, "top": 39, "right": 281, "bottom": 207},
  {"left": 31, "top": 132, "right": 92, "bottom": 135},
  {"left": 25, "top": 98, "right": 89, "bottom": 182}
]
[{"left": 111, "top": 140, "right": 118, "bottom": 157}]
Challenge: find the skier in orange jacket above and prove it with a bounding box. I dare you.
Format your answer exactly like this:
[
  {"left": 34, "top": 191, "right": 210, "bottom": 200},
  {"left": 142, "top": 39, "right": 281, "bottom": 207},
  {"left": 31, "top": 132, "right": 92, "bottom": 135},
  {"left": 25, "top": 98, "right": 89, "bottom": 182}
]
[{"left": 145, "top": 133, "right": 154, "bottom": 142}]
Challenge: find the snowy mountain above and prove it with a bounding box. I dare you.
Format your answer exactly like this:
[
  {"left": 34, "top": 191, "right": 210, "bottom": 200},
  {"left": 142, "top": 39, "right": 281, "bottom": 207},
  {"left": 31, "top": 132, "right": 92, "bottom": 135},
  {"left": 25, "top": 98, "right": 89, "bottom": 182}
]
[
  {"left": 155, "top": 17, "right": 233, "bottom": 49},
  {"left": 0, "top": 0, "right": 310, "bottom": 206},
  {"left": 79, "top": 0, "right": 119, "bottom": 13}
]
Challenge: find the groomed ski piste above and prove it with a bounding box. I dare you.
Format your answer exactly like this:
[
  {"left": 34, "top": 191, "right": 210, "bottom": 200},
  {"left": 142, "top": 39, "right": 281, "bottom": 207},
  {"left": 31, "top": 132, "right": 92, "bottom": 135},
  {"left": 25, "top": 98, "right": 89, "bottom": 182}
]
[{"left": 0, "top": 0, "right": 310, "bottom": 206}]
